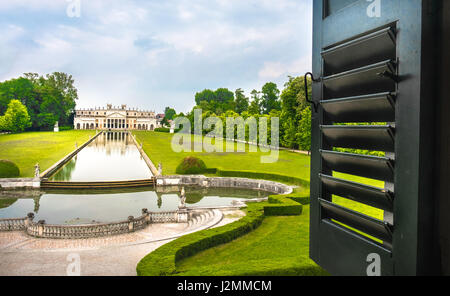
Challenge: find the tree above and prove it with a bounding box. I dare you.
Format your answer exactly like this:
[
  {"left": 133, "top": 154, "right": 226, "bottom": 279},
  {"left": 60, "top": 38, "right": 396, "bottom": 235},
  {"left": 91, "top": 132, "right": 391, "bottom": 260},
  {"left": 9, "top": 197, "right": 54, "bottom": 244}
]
[
  {"left": 234, "top": 88, "right": 249, "bottom": 114},
  {"left": 194, "top": 88, "right": 235, "bottom": 115},
  {"left": 248, "top": 89, "right": 261, "bottom": 115},
  {"left": 0, "top": 72, "right": 79, "bottom": 130},
  {"left": 0, "top": 100, "right": 31, "bottom": 133},
  {"left": 164, "top": 107, "right": 176, "bottom": 120},
  {"left": 298, "top": 106, "right": 312, "bottom": 152},
  {"left": 261, "top": 82, "right": 281, "bottom": 114}
]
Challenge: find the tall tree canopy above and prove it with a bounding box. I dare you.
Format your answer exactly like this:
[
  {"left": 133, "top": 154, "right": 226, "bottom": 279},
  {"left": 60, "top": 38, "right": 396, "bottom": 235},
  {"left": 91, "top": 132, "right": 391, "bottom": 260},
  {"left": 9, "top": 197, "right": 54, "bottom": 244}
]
[
  {"left": 0, "top": 72, "right": 78, "bottom": 131},
  {"left": 234, "top": 88, "right": 249, "bottom": 114},
  {"left": 248, "top": 89, "right": 262, "bottom": 115},
  {"left": 0, "top": 99, "right": 31, "bottom": 133},
  {"left": 261, "top": 82, "right": 281, "bottom": 114},
  {"left": 194, "top": 88, "right": 234, "bottom": 115}
]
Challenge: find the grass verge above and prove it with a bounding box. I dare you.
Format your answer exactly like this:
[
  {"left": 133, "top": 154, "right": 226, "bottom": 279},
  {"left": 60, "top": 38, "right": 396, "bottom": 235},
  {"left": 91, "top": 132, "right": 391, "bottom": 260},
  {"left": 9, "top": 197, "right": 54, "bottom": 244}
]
[{"left": 0, "top": 130, "right": 95, "bottom": 177}]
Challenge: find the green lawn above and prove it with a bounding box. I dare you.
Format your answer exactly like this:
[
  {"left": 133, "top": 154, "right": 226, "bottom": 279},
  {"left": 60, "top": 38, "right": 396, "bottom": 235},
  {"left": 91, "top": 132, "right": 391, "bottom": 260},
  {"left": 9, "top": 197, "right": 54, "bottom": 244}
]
[
  {"left": 134, "top": 131, "right": 386, "bottom": 276},
  {"left": 133, "top": 131, "right": 312, "bottom": 179},
  {"left": 133, "top": 131, "right": 384, "bottom": 220},
  {"left": 176, "top": 204, "right": 327, "bottom": 276},
  {"left": 0, "top": 130, "right": 95, "bottom": 177}
]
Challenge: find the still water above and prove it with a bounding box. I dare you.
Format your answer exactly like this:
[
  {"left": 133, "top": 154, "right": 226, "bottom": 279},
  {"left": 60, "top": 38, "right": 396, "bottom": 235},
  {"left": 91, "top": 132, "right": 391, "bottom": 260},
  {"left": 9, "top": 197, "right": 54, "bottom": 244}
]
[
  {"left": 0, "top": 187, "right": 270, "bottom": 224},
  {"left": 50, "top": 132, "right": 153, "bottom": 182}
]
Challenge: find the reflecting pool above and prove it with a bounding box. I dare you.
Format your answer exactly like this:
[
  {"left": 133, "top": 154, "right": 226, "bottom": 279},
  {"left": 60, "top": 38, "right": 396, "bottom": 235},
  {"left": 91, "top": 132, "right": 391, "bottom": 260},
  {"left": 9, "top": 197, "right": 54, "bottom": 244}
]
[
  {"left": 0, "top": 187, "right": 270, "bottom": 224},
  {"left": 50, "top": 132, "right": 153, "bottom": 182}
]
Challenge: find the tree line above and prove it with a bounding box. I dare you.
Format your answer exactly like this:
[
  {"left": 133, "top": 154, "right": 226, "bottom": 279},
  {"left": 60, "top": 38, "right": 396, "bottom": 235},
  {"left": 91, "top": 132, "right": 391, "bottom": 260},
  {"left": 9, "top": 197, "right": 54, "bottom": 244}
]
[
  {"left": 0, "top": 72, "right": 78, "bottom": 133},
  {"left": 163, "top": 77, "right": 313, "bottom": 152}
]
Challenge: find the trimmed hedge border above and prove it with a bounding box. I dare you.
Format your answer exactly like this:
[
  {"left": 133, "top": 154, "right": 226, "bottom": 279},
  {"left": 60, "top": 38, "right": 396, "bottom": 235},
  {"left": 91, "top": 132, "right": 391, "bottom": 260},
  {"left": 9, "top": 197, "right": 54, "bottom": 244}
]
[
  {"left": 137, "top": 203, "right": 265, "bottom": 276},
  {"left": 136, "top": 196, "right": 304, "bottom": 276},
  {"left": 264, "top": 195, "right": 303, "bottom": 216}
]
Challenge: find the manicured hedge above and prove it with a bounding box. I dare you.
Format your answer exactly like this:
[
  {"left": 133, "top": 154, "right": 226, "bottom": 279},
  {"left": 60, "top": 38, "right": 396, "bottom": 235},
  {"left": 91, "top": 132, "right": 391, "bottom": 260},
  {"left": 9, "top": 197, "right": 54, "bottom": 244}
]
[
  {"left": 176, "top": 156, "right": 208, "bottom": 174},
  {"left": 154, "top": 127, "right": 181, "bottom": 133},
  {"left": 137, "top": 203, "right": 266, "bottom": 276},
  {"left": 136, "top": 196, "right": 305, "bottom": 276},
  {"left": 154, "top": 127, "right": 170, "bottom": 133},
  {"left": 264, "top": 195, "right": 303, "bottom": 216},
  {"left": 0, "top": 160, "right": 20, "bottom": 178}
]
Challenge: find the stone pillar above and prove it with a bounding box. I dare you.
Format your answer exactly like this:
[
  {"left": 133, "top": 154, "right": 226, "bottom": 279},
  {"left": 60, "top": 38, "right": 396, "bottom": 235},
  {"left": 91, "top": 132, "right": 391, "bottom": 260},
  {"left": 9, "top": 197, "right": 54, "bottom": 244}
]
[
  {"left": 38, "top": 220, "right": 45, "bottom": 237},
  {"left": 177, "top": 208, "right": 188, "bottom": 223},
  {"left": 128, "top": 216, "right": 135, "bottom": 232}
]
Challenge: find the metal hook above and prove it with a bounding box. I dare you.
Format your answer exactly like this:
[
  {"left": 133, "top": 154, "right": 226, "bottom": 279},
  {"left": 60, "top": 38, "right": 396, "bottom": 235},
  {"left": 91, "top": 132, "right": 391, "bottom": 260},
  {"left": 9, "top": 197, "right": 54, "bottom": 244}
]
[{"left": 304, "top": 72, "right": 321, "bottom": 113}]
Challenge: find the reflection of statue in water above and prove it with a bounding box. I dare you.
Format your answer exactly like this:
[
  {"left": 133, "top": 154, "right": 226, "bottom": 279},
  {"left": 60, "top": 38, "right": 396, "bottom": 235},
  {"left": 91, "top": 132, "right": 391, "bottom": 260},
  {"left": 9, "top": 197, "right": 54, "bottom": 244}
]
[
  {"left": 157, "top": 194, "right": 162, "bottom": 209},
  {"left": 34, "top": 163, "right": 40, "bottom": 179},
  {"left": 179, "top": 187, "right": 186, "bottom": 208},
  {"left": 34, "top": 195, "right": 41, "bottom": 213}
]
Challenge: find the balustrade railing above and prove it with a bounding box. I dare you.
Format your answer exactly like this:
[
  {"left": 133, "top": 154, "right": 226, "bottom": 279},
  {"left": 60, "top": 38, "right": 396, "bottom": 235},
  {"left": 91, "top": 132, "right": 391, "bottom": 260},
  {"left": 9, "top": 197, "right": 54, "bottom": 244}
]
[
  {"left": 0, "top": 218, "right": 27, "bottom": 231},
  {"left": 1, "top": 208, "right": 187, "bottom": 239}
]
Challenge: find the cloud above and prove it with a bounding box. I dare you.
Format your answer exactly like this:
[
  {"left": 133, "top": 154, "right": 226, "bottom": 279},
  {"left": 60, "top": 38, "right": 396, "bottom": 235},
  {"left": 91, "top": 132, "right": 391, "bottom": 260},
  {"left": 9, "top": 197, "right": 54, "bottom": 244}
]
[
  {"left": 0, "top": 0, "right": 312, "bottom": 113},
  {"left": 258, "top": 56, "right": 312, "bottom": 80}
]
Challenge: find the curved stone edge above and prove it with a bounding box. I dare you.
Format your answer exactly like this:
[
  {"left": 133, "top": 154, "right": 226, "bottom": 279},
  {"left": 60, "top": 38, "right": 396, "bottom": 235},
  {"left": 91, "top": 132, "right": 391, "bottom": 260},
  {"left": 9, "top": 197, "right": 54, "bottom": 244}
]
[
  {"left": 126, "top": 209, "right": 224, "bottom": 248},
  {"left": 156, "top": 175, "right": 293, "bottom": 195}
]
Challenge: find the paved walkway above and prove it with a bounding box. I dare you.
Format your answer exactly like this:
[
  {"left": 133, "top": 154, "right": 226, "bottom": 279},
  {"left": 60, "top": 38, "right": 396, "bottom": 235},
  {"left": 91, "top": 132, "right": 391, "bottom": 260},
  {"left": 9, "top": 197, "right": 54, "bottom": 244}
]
[{"left": 0, "top": 209, "right": 244, "bottom": 276}]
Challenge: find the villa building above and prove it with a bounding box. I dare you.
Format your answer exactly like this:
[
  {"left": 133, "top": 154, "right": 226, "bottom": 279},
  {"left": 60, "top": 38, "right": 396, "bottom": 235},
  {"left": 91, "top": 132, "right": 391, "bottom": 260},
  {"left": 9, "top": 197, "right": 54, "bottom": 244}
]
[{"left": 74, "top": 104, "right": 159, "bottom": 131}]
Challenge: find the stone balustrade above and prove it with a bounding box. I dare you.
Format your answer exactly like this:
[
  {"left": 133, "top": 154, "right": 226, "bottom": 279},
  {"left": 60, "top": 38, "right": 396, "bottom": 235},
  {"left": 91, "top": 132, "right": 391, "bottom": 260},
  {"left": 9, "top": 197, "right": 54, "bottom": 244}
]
[
  {"left": 0, "top": 208, "right": 185, "bottom": 239},
  {"left": 0, "top": 217, "right": 28, "bottom": 231}
]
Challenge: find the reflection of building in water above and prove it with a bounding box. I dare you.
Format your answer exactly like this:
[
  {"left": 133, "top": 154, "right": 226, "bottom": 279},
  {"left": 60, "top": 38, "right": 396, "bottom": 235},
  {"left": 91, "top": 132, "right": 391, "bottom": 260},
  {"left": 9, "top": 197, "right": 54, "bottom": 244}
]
[
  {"left": 74, "top": 104, "right": 159, "bottom": 131},
  {"left": 93, "top": 132, "right": 131, "bottom": 156}
]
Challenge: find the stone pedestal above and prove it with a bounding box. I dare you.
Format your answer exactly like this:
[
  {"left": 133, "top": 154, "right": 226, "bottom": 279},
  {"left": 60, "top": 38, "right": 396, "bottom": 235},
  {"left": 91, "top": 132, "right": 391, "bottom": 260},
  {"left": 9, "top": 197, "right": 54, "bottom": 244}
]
[{"left": 177, "top": 208, "right": 188, "bottom": 223}]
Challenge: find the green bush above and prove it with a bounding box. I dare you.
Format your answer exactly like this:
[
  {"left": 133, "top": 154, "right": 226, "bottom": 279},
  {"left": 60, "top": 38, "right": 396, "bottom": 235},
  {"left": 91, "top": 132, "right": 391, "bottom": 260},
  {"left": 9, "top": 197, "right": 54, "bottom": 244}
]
[
  {"left": 0, "top": 160, "right": 20, "bottom": 178},
  {"left": 59, "top": 126, "right": 73, "bottom": 131},
  {"left": 264, "top": 195, "right": 303, "bottom": 216},
  {"left": 154, "top": 127, "right": 181, "bottom": 133},
  {"left": 176, "top": 156, "right": 208, "bottom": 174},
  {"left": 137, "top": 203, "right": 266, "bottom": 276},
  {"left": 154, "top": 127, "right": 170, "bottom": 133}
]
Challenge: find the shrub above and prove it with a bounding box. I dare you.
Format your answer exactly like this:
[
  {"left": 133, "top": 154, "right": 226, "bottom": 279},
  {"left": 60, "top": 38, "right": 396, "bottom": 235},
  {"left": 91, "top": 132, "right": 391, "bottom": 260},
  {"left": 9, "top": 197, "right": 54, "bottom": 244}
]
[
  {"left": 154, "top": 127, "right": 170, "bottom": 133},
  {"left": 264, "top": 195, "right": 303, "bottom": 216},
  {"left": 176, "top": 156, "right": 208, "bottom": 174},
  {"left": 137, "top": 203, "right": 265, "bottom": 276},
  {"left": 0, "top": 160, "right": 20, "bottom": 178},
  {"left": 154, "top": 127, "right": 181, "bottom": 133},
  {"left": 59, "top": 126, "right": 73, "bottom": 131}
]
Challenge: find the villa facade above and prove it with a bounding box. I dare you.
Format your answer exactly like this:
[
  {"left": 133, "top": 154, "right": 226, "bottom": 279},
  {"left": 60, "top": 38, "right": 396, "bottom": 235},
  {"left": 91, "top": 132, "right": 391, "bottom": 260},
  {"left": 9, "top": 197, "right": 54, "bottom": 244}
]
[{"left": 74, "top": 104, "right": 159, "bottom": 131}]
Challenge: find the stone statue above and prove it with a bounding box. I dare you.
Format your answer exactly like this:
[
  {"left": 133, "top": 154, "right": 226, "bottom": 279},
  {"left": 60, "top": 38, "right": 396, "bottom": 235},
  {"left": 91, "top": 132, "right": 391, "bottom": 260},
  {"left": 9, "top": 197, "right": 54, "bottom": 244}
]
[
  {"left": 180, "top": 187, "right": 186, "bottom": 208},
  {"left": 34, "top": 163, "right": 40, "bottom": 178},
  {"left": 54, "top": 121, "right": 59, "bottom": 132}
]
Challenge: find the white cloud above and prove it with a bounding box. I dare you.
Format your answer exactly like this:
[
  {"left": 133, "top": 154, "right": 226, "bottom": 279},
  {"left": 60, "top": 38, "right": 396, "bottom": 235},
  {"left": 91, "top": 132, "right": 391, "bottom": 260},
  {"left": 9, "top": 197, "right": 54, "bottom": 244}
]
[
  {"left": 258, "top": 56, "right": 312, "bottom": 80},
  {"left": 0, "top": 0, "right": 313, "bottom": 113}
]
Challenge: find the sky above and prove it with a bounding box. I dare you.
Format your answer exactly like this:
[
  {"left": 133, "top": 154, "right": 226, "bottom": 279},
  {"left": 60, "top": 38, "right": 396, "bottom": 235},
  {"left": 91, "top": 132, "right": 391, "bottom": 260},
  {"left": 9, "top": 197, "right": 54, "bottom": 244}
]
[{"left": 0, "top": 0, "right": 312, "bottom": 114}]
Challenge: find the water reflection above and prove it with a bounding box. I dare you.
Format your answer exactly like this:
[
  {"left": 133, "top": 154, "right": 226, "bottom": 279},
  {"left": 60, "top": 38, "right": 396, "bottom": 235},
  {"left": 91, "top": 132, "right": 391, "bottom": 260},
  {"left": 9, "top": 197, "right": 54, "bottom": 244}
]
[
  {"left": 50, "top": 132, "right": 153, "bottom": 182},
  {"left": 0, "top": 187, "right": 270, "bottom": 225}
]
